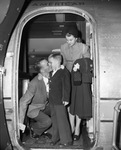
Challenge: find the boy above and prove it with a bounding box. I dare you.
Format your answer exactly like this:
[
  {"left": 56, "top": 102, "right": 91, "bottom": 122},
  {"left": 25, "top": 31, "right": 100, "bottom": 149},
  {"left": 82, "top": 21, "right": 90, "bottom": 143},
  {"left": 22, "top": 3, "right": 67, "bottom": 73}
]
[{"left": 48, "top": 53, "right": 72, "bottom": 147}]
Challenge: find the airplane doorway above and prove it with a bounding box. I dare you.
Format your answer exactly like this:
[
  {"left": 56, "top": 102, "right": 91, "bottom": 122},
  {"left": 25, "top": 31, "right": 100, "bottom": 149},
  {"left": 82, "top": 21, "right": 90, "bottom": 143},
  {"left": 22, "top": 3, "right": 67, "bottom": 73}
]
[{"left": 4, "top": 5, "right": 99, "bottom": 150}]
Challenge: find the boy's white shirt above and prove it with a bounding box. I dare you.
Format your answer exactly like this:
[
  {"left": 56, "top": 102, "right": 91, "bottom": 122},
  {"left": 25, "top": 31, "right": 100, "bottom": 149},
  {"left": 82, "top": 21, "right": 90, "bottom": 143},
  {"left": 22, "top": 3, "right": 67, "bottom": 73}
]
[
  {"left": 43, "top": 76, "right": 49, "bottom": 93},
  {"left": 52, "top": 65, "right": 64, "bottom": 76}
]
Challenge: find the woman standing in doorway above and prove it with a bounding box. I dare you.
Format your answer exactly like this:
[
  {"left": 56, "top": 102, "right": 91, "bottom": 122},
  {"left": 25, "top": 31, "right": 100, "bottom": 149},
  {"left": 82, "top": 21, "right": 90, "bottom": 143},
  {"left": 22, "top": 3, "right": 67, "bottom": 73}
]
[{"left": 60, "top": 26, "right": 90, "bottom": 140}]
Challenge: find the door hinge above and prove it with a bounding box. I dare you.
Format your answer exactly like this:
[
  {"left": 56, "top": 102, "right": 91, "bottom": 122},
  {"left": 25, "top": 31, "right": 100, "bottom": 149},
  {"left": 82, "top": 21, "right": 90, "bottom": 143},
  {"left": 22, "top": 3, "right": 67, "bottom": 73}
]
[{"left": 0, "top": 66, "right": 6, "bottom": 75}]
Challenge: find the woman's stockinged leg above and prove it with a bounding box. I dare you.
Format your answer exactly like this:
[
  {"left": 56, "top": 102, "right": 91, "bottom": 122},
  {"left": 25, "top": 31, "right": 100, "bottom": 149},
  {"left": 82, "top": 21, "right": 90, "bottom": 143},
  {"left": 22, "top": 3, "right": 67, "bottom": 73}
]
[
  {"left": 74, "top": 115, "right": 81, "bottom": 135},
  {"left": 68, "top": 112, "right": 75, "bottom": 134}
]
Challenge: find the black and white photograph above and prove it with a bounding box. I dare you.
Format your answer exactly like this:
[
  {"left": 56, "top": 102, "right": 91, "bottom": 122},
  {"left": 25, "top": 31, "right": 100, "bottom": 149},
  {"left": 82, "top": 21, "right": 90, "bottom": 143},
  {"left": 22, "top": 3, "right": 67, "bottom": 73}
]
[{"left": 0, "top": 0, "right": 121, "bottom": 150}]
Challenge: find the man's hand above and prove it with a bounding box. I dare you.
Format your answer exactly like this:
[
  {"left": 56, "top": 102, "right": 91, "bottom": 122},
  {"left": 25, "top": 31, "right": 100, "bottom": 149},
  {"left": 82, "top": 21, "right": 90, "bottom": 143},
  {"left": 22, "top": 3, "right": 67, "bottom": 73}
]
[{"left": 19, "top": 123, "right": 26, "bottom": 133}]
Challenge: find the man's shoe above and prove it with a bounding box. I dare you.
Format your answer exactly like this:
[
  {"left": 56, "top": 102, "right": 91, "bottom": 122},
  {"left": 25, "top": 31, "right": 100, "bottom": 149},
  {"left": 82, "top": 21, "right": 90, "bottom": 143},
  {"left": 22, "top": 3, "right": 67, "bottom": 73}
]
[
  {"left": 59, "top": 141, "right": 73, "bottom": 148},
  {"left": 30, "top": 128, "right": 40, "bottom": 139},
  {"left": 42, "top": 132, "right": 52, "bottom": 139}
]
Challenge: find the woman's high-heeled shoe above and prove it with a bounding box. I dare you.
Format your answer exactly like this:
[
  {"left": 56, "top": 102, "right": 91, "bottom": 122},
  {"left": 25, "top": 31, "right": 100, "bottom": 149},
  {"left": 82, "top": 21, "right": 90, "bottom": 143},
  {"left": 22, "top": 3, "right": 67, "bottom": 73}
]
[{"left": 73, "top": 135, "right": 80, "bottom": 141}]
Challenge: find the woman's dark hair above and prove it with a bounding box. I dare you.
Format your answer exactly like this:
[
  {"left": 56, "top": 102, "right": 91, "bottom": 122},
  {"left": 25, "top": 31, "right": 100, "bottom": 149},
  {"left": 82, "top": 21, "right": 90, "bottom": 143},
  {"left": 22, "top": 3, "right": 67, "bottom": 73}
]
[{"left": 65, "top": 26, "right": 79, "bottom": 38}]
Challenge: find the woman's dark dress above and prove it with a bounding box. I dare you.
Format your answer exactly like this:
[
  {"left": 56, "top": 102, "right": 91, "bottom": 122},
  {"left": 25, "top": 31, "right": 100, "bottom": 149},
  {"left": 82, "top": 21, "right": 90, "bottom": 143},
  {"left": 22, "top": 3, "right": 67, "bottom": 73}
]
[{"left": 70, "top": 58, "right": 93, "bottom": 119}]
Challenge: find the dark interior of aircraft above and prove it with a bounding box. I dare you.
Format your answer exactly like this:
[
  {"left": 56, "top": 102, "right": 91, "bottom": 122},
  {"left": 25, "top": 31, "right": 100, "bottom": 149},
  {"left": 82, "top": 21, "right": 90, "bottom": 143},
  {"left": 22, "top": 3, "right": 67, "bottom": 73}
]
[
  {"left": 19, "top": 13, "right": 95, "bottom": 149},
  {"left": 19, "top": 13, "right": 86, "bottom": 78}
]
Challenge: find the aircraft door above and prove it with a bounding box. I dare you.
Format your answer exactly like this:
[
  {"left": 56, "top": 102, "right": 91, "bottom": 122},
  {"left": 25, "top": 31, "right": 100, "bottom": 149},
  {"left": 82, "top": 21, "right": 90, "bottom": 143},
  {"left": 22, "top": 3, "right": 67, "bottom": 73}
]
[{"left": 0, "top": 0, "right": 26, "bottom": 149}]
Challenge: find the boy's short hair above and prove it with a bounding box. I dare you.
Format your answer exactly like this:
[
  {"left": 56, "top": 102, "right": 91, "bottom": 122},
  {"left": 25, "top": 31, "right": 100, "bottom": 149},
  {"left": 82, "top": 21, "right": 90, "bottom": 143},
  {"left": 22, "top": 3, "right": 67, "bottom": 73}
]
[{"left": 48, "top": 53, "right": 63, "bottom": 65}]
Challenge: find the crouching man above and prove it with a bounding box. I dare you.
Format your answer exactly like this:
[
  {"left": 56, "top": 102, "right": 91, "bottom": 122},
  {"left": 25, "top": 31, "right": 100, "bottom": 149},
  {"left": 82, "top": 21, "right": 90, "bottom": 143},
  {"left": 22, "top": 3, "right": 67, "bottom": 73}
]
[{"left": 19, "top": 58, "right": 51, "bottom": 140}]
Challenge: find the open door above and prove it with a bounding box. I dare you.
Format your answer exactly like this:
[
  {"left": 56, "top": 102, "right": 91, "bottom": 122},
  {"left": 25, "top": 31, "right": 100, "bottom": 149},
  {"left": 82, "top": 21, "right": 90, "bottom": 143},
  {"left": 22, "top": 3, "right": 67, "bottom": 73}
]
[
  {"left": 15, "top": 11, "right": 97, "bottom": 149},
  {"left": 0, "top": 0, "right": 26, "bottom": 149}
]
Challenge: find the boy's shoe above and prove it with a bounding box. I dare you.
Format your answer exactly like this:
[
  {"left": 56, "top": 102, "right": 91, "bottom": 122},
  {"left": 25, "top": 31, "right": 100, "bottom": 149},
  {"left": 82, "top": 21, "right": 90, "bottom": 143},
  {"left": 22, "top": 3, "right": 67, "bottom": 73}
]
[
  {"left": 59, "top": 141, "right": 73, "bottom": 148},
  {"left": 50, "top": 139, "right": 59, "bottom": 146},
  {"left": 73, "top": 135, "right": 80, "bottom": 141}
]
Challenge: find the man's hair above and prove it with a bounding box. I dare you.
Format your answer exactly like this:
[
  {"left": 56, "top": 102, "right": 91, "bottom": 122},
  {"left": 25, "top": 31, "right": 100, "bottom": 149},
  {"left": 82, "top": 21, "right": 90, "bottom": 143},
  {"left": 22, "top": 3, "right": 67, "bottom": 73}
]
[
  {"left": 34, "top": 57, "right": 47, "bottom": 72},
  {"left": 48, "top": 53, "right": 63, "bottom": 65}
]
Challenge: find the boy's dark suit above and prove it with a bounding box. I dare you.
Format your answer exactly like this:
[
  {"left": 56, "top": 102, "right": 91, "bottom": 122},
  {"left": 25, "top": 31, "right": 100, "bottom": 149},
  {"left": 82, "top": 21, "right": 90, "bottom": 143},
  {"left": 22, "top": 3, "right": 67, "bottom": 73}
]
[{"left": 49, "top": 68, "right": 72, "bottom": 144}]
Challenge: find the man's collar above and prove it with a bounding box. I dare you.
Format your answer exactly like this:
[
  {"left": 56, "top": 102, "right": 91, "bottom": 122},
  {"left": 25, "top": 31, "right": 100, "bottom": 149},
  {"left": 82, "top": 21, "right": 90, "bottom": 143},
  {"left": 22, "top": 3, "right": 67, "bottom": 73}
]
[{"left": 38, "top": 73, "right": 49, "bottom": 80}]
